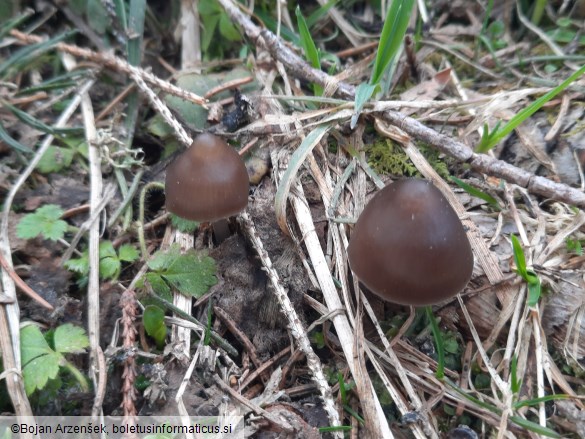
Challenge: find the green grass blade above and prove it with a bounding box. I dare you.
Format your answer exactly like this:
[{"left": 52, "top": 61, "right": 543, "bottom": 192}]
[
  {"left": 370, "top": 0, "right": 415, "bottom": 86},
  {"left": 426, "top": 306, "right": 445, "bottom": 379},
  {"left": 1, "top": 100, "right": 82, "bottom": 136},
  {"left": 513, "top": 394, "right": 568, "bottom": 410},
  {"left": 0, "top": 122, "right": 33, "bottom": 153},
  {"left": 508, "top": 415, "right": 560, "bottom": 438},
  {"left": 274, "top": 125, "right": 331, "bottom": 232},
  {"left": 450, "top": 176, "right": 501, "bottom": 210},
  {"left": 350, "top": 83, "right": 376, "bottom": 129},
  {"left": 0, "top": 9, "right": 34, "bottom": 39},
  {"left": 511, "top": 234, "right": 528, "bottom": 280},
  {"left": 16, "top": 69, "right": 90, "bottom": 95},
  {"left": 510, "top": 354, "right": 521, "bottom": 394},
  {"left": 479, "top": 64, "right": 585, "bottom": 152},
  {"left": 296, "top": 6, "right": 323, "bottom": 96},
  {"left": 342, "top": 404, "right": 365, "bottom": 424},
  {"left": 0, "top": 30, "right": 76, "bottom": 79},
  {"left": 113, "top": 0, "right": 128, "bottom": 30},
  {"left": 318, "top": 425, "right": 352, "bottom": 433},
  {"left": 121, "top": 0, "right": 146, "bottom": 151}
]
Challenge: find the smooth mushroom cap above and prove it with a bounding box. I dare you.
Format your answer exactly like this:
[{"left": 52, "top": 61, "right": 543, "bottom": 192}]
[
  {"left": 165, "top": 133, "right": 249, "bottom": 222},
  {"left": 348, "top": 179, "right": 474, "bottom": 306}
]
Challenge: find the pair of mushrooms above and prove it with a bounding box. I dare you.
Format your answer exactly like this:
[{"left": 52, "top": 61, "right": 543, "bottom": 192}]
[{"left": 165, "top": 135, "right": 473, "bottom": 306}]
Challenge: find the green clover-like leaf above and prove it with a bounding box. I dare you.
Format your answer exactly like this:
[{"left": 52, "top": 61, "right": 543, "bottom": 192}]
[{"left": 16, "top": 204, "right": 68, "bottom": 241}]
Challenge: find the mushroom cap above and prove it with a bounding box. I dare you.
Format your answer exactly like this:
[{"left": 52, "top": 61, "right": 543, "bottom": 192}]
[
  {"left": 348, "top": 179, "right": 474, "bottom": 306},
  {"left": 165, "top": 133, "right": 249, "bottom": 222}
]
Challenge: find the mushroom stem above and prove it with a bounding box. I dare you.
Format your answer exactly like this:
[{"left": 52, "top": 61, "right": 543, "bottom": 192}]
[{"left": 211, "top": 218, "right": 231, "bottom": 244}]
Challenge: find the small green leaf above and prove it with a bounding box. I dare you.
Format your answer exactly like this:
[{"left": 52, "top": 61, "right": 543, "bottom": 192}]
[
  {"left": 143, "top": 305, "right": 167, "bottom": 349},
  {"left": 16, "top": 204, "right": 68, "bottom": 241},
  {"left": 565, "top": 237, "right": 583, "bottom": 256},
  {"left": 118, "top": 244, "right": 140, "bottom": 262},
  {"left": 443, "top": 337, "right": 459, "bottom": 354},
  {"left": 53, "top": 324, "right": 89, "bottom": 354}
]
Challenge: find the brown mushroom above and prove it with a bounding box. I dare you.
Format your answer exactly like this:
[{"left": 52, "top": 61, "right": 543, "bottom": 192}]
[
  {"left": 348, "top": 178, "right": 474, "bottom": 306},
  {"left": 165, "top": 133, "right": 249, "bottom": 222}
]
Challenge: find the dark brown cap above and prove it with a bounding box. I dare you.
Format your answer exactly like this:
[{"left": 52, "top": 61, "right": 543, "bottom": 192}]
[
  {"left": 165, "top": 133, "right": 249, "bottom": 222},
  {"left": 348, "top": 178, "right": 474, "bottom": 306}
]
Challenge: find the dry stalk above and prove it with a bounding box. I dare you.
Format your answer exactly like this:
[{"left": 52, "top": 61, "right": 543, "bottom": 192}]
[{"left": 78, "top": 75, "right": 103, "bottom": 397}]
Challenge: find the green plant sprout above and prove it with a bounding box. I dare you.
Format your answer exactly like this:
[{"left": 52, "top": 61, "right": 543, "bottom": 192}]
[
  {"left": 510, "top": 234, "right": 541, "bottom": 307},
  {"left": 17, "top": 204, "right": 70, "bottom": 241},
  {"left": 351, "top": 0, "right": 415, "bottom": 127},
  {"left": 20, "top": 323, "right": 90, "bottom": 396},
  {"left": 477, "top": 63, "right": 585, "bottom": 152}
]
